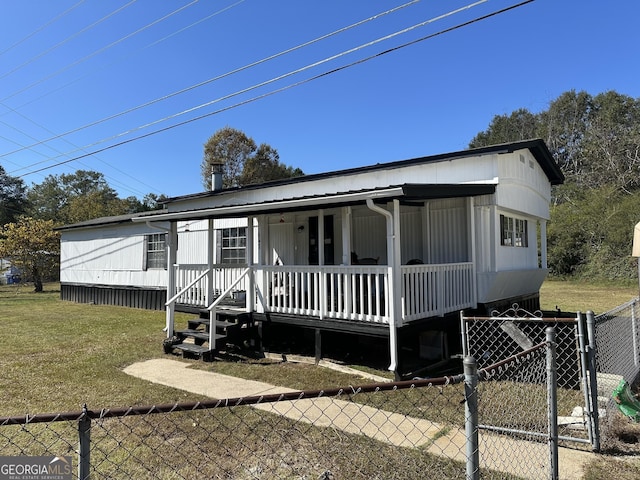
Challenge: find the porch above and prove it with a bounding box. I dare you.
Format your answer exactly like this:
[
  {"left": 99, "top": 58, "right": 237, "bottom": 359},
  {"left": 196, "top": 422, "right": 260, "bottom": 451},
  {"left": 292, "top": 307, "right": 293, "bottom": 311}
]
[{"left": 169, "top": 262, "right": 475, "bottom": 337}]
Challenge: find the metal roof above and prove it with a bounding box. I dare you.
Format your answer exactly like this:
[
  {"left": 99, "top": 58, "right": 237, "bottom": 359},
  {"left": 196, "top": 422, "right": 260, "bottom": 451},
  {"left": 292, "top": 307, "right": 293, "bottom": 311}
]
[
  {"left": 163, "top": 138, "right": 563, "bottom": 205},
  {"left": 131, "top": 184, "right": 496, "bottom": 223}
]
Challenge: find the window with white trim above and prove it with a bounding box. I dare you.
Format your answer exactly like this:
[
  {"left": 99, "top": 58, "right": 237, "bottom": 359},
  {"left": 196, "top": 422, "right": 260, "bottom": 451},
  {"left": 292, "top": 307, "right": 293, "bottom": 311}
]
[
  {"left": 221, "top": 227, "right": 247, "bottom": 264},
  {"left": 500, "top": 215, "right": 528, "bottom": 247},
  {"left": 145, "top": 233, "right": 167, "bottom": 269}
]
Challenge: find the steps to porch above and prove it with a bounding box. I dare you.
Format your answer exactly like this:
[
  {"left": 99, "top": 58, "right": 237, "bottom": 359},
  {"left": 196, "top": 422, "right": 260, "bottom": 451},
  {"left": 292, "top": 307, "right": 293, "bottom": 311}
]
[{"left": 164, "top": 307, "right": 252, "bottom": 360}]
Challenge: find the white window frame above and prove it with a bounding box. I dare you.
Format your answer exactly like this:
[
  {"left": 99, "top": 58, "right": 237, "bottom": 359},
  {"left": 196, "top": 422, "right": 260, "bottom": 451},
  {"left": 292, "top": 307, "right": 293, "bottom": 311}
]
[
  {"left": 145, "top": 233, "right": 167, "bottom": 270},
  {"left": 500, "top": 215, "right": 528, "bottom": 248},
  {"left": 220, "top": 227, "right": 247, "bottom": 264}
]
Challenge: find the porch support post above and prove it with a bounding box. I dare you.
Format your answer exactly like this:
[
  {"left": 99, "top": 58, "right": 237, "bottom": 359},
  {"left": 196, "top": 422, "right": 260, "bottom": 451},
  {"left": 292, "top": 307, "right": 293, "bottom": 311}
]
[
  {"left": 166, "top": 221, "right": 178, "bottom": 337},
  {"left": 540, "top": 219, "right": 548, "bottom": 269},
  {"left": 206, "top": 219, "right": 214, "bottom": 306},
  {"left": 247, "top": 216, "right": 255, "bottom": 312},
  {"left": 256, "top": 215, "right": 268, "bottom": 314},
  {"left": 468, "top": 197, "right": 477, "bottom": 308},
  {"left": 366, "top": 198, "right": 399, "bottom": 375},
  {"left": 318, "top": 209, "right": 325, "bottom": 320},
  {"left": 341, "top": 206, "right": 352, "bottom": 265},
  {"left": 318, "top": 209, "right": 325, "bottom": 266}
]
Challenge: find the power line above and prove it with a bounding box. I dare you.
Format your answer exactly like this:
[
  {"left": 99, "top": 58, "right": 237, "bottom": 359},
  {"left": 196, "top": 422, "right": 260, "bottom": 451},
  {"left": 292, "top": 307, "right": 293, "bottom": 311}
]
[
  {"left": 15, "top": 1, "right": 535, "bottom": 179},
  {"left": 0, "top": 0, "right": 246, "bottom": 121},
  {"left": 0, "top": 0, "right": 202, "bottom": 104},
  {"left": 1, "top": 0, "right": 416, "bottom": 159},
  {"left": 10, "top": 0, "right": 483, "bottom": 173},
  {"left": 0, "top": 112, "right": 152, "bottom": 197},
  {"left": 0, "top": 0, "right": 86, "bottom": 57},
  {"left": 0, "top": 0, "right": 137, "bottom": 84}
]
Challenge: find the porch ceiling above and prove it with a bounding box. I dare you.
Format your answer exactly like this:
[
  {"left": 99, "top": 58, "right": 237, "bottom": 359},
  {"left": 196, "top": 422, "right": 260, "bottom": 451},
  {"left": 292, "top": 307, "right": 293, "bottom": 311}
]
[{"left": 131, "top": 183, "right": 496, "bottom": 223}]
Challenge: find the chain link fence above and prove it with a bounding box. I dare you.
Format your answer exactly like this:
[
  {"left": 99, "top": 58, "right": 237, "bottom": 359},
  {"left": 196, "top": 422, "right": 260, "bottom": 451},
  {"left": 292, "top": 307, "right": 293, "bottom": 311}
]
[
  {"left": 593, "top": 298, "right": 640, "bottom": 448},
  {"left": 1, "top": 337, "right": 562, "bottom": 480},
  {"left": 461, "top": 305, "right": 599, "bottom": 450},
  {"left": 594, "top": 298, "right": 640, "bottom": 386}
]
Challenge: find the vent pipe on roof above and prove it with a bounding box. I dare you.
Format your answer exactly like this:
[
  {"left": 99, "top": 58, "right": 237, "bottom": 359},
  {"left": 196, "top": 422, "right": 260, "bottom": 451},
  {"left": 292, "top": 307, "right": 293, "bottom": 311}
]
[{"left": 211, "top": 161, "right": 224, "bottom": 191}]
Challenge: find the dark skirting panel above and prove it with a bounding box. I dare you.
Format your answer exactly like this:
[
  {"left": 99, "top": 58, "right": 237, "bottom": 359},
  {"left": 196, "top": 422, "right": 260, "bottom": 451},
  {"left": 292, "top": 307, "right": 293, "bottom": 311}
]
[{"left": 61, "top": 283, "right": 167, "bottom": 311}]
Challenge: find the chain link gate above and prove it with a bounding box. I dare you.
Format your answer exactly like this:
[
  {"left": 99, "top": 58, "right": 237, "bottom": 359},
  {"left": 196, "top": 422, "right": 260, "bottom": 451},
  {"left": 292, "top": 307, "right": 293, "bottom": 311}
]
[{"left": 461, "top": 305, "right": 600, "bottom": 451}]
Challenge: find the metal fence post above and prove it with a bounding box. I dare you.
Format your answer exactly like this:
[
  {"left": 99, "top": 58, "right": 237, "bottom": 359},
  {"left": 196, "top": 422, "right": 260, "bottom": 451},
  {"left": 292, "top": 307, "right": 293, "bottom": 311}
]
[
  {"left": 576, "top": 311, "right": 595, "bottom": 447},
  {"left": 78, "top": 404, "right": 91, "bottom": 480},
  {"left": 586, "top": 311, "right": 601, "bottom": 451},
  {"left": 460, "top": 311, "right": 469, "bottom": 357},
  {"left": 632, "top": 302, "right": 639, "bottom": 368},
  {"left": 546, "top": 327, "right": 559, "bottom": 480},
  {"left": 463, "top": 356, "right": 479, "bottom": 480}
]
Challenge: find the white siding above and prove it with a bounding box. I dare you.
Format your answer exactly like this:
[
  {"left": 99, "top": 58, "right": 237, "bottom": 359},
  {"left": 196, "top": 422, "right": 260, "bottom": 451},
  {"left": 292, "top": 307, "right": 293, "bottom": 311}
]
[
  {"left": 60, "top": 224, "right": 166, "bottom": 287},
  {"left": 353, "top": 211, "right": 386, "bottom": 264},
  {"left": 429, "top": 198, "right": 468, "bottom": 263},
  {"left": 400, "top": 208, "right": 423, "bottom": 263}
]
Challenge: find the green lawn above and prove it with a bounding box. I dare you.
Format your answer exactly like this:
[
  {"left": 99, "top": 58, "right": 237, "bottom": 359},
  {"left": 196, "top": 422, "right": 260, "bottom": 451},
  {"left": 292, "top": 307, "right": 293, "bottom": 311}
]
[
  {"left": 2, "top": 280, "right": 640, "bottom": 479},
  {"left": 540, "top": 279, "right": 638, "bottom": 314}
]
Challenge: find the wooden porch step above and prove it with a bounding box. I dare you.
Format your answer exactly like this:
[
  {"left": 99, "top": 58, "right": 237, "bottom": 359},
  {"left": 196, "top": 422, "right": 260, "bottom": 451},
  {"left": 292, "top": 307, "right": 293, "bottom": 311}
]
[
  {"left": 174, "top": 343, "right": 213, "bottom": 356},
  {"left": 176, "top": 329, "right": 212, "bottom": 342},
  {"left": 187, "top": 318, "right": 240, "bottom": 330}
]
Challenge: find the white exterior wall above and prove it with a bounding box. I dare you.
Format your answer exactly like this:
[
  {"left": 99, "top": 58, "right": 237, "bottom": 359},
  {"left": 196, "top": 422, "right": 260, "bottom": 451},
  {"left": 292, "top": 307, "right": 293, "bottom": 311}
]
[
  {"left": 473, "top": 149, "right": 552, "bottom": 303},
  {"left": 60, "top": 222, "right": 167, "bottom": 287},
  {"left": 61, "top": 218, "right": 251, "bottom": 287}
]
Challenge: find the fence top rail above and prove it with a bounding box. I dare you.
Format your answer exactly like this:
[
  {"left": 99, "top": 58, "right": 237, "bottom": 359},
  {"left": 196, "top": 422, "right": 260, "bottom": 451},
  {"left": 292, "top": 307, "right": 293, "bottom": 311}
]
[
  {"left": 595, "top": 296, "right": 639, "bottom": 321},
  {"left": 462, "top": 315, "right": 577, "bottom": 323},
  {"left": 478, "top": 341, "right": 547, "bottom": 380},
  {"left": 0, "top": 374, "right": 465, "bottom": 426}
]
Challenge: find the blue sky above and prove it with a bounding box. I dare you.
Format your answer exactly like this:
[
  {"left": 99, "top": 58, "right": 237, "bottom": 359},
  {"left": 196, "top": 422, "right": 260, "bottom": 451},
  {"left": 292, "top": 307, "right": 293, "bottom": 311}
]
[{"left": 1, "top": 0, "right": 639, "bottom": 200}]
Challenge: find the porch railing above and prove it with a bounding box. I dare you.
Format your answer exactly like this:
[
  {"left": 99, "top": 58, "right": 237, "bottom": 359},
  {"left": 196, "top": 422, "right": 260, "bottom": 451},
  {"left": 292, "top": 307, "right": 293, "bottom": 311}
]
[
  {"left": 174, "top": 264, "right": 249, "bottom": 307},
  {"left": 173, "top": 262, "right": 475, "bottom": 324},
  {"left": 258, "top": 265, "right": 390, "bottom": 323},
  {"left": 401, "top": 262, "right": 475, "bottom": 321}
]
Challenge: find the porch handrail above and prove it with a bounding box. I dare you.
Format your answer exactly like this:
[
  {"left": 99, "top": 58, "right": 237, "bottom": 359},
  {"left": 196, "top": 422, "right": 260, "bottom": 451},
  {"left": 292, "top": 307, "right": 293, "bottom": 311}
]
[
  {"left": 205, "top": 267, "right": 251, "bottom": 350},
  {"left": 206, "top": 267, "right": 251, "bottom": 312},
  {"left": 165, "top": 267, "right": 210, "bottom": 307}
]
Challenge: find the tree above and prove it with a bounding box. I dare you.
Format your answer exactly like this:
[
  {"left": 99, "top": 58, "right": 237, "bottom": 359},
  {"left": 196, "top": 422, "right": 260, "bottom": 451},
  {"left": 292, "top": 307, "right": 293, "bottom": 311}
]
[
  {"left": 201, "top": 127, "right": 256, "bottom": 190},
  {"left": 0, "top": 217, "right": 60, "bottom": 292},
  {"left": 27, "top": 170, "right": 152, "bottom": 225},
  {"left": 538, "top": 90, "right": 592, "bottom": 179},
  {"left": 238, "top": 143, "right": 304, "bottom": 186},
  {"left": 469, "top": 88, "right": 640, "bottom": 281},
  {"left": 0, "top": 165, "right": 28, "bottom": 225},
  {"left": 468, "top": 108, "right": 540, "bottom": 148}
]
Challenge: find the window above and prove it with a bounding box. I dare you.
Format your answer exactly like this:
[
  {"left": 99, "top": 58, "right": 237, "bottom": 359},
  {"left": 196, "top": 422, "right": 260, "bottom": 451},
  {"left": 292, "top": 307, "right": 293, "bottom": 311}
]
[
  {"left": 500, "top": 215, "right": 528, "bottom": 247},
  {"left": 146, "top": 233, "right": 167, "bottom": 269},
  {"left": 221, "top": 227, "right": 247, "bottom": 264}
]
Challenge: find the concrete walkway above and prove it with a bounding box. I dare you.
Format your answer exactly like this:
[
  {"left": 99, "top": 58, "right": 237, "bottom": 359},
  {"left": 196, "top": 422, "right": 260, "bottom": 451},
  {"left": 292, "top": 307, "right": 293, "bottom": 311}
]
[{"left": 124, "top": 358, "right": 593, "bottom": 479}]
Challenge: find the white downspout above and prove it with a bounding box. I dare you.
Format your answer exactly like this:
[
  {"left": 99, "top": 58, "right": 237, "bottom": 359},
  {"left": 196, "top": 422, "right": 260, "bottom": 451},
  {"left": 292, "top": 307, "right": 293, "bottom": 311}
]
[
  {"left": 365, "top": 198, "right": 398, "bottom": 374},
  {"left": 146, "top": 221, "right": 176, "bottom": 337}
]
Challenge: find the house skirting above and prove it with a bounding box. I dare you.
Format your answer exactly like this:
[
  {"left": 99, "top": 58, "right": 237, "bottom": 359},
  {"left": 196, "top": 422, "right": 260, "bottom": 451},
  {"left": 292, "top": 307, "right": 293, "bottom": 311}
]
[{"left": 60, "top": 283, "right": 167, "bottom": 311}]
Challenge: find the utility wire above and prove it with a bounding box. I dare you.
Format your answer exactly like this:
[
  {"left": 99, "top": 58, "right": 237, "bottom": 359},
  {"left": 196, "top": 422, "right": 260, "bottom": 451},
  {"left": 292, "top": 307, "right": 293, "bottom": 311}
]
[
  {"left": 15, "top": 1, "right": 535, "bottom": 178},
  {"left": 1, "top": 0, "right": 417, "bottom": 159},
  {"left": 0, "top": 115, "right": 153, "bottom": 197},
  {"left": 0, "top": 0, "right": 86, "bottom": 57},
  {"left": 0, "top": 0, "right": 201, "bottom": 104},
  {"left": 0, "top": 0, "right": 137, "bottom": 83},
  {"left": 0, "top": 0, "right": 246, "bottom": 121},
  {"left": 10, "top": 0, "right": 481, "bottom": 172}
]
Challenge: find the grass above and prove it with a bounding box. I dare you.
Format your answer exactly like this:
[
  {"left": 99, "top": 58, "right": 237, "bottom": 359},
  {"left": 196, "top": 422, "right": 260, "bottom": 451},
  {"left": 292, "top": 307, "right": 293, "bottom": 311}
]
[
  {"left": 540, "top": 279, "right": 638, "bottom": 314},
  {"left": 2, "top": 280, "right": 640, "bottom": 478}
]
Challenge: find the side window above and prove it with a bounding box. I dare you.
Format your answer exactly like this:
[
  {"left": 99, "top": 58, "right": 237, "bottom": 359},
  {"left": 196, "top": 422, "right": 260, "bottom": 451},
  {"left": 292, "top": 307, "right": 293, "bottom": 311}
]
[
  {"left": 145, "top": 233, "right": 167, "bottom": 269},
  {"left": 221, "top": 227, "right": 247, "bottom": 264},
  {"left": 500, "top": 215, "right": 528, "bottom": 248}
]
